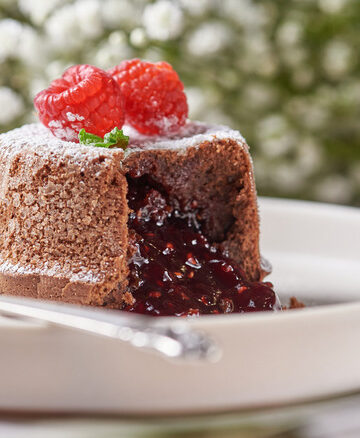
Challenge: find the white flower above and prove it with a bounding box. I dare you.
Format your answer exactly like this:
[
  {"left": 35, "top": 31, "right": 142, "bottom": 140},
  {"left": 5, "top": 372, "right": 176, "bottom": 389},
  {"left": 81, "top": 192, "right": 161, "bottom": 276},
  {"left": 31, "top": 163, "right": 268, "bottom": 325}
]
[
  {"left": 185, "top": 87, "right": 208, "bottom": 119},
  {"left": 143, "top": 47, "right": 165, "bottom": 63},
  {"left": 74, "top": 0, "right": 103, "bottom": 39},
  {"left": 45, "top": 60, "right": 72, "bottom": 81},
  {"left": 221, "top": 0, "right": 268, "bottom": 29},
  {"left": 259, "top": 135, "right": 296, "bottom": 158},
  {"left": 17, "top": 26, "right": 48, "bottom": 68},
  {"left": 256, "top": 114, "right": 296, "bottom": 158},
  {"left": 296, "top": 138, "right": 323, "bottom": 176},
  {"left": 276, "top": 21, "right": 303, "bottom": 47},
  {"left": 187, "top": 22, "right": 230, "bottom": 57},
  {"left": 102, "top": 0, "right": 141, "bottom": 28},
  {"left": 130, "top": 28, "right": 147, "bottom": 48},
  {"left": 243, "top": 32, "right": 270, "bottom": 57},
  {"left": 142, "top": 1, "right": 184, "bottom": 41},
  {"left": 46, "top": 4, "right": 85, "bottom": 51},
  {"left": 257, "top": 114, "right": 289, "bottom": 140},
  {"left": 28, "top": 78, "right": 49, "bottom": 100},
  {"left": 18, "top": 0, "right": 63, "bottom": 25},
  {"left": 201, "top": 109, "right": 233, "bottom": 127},
  {"left": 285, "top": 98, "right": 328, "bottom": 130},
  {"left": 0, "top": 87, "right": 24, "bottom": 125},
  {"left": 271, "top": 163, "right": 305, "bottom": 193},
  {"left": 318, "top": 0, "right": 348, "bottom": 14},
  {"left": 240, "top": 33, "right": 278, "bottom": 77},
  {"left": 0, "top": 19, "right": 23, "bottom": 61},
  {"left": 323, "top": 40, "right": 353, "bottom": 79},
  {"left": 46, "top": 1, "right": 103, "bottom": 51},
  {"left": 314, "top": 176, "right": 353, "bottom": 204},
  {"left": 94, "top": 31, "right": 133, "bottom": 69},
  {"left": 178, "top": 0, "right": 213, "bottom": 16},
  {"left": 242, "top": 82, "right": 277, "bottom": 110}
]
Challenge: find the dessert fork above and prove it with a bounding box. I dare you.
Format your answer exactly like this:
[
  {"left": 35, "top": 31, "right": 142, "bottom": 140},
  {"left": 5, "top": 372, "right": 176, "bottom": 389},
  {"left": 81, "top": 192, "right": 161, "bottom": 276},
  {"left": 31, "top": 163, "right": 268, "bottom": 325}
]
[{"left": 0, "top": 295, "right": 220, "bottom": 362}]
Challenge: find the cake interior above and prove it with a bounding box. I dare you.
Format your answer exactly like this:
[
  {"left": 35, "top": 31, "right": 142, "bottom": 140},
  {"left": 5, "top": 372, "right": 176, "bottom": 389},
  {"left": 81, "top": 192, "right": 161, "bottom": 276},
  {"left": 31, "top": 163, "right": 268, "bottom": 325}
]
[{"left": 122, "top": 175, "right": 280, "bottom": 316}]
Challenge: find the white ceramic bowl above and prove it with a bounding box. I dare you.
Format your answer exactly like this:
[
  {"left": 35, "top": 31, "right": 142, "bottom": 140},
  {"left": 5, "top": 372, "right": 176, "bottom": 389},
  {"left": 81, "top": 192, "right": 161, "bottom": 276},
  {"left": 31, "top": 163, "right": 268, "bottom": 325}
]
[{"left": 0, "top": 198, "right": 359, "bottom": 415}]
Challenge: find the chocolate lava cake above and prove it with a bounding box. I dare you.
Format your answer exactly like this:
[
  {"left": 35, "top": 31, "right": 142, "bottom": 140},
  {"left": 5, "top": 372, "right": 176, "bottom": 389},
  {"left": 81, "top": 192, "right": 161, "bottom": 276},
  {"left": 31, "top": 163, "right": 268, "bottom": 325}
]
[
  {"left": 0, "top": 121, "right": 279, "bottom": 315},
  {"left": 0, "top": 60, "right": 282, "bottom": 316}
]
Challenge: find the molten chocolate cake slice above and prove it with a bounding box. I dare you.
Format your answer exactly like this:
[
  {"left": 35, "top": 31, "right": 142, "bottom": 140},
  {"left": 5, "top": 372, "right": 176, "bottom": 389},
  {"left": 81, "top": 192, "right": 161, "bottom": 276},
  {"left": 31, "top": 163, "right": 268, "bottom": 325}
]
[{"left": 0, "top": 121, "right": 277, "bottom": 314}]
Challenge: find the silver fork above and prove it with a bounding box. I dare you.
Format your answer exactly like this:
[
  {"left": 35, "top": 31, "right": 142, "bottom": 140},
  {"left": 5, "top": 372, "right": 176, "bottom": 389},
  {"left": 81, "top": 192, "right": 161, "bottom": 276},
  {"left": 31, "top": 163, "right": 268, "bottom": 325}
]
[{"left": 0, "top": 295, "right": 220, "bottom": 362}]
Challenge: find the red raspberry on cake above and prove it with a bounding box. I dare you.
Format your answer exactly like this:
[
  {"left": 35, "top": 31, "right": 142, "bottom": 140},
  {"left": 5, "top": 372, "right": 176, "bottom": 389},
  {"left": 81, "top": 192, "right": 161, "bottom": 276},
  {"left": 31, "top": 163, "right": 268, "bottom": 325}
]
[
  {"left": 108, "top": 59, "right": 188, "bottom": 135},
  {"left": 34, "top": 64, "right": 125, "bottom": 142}
]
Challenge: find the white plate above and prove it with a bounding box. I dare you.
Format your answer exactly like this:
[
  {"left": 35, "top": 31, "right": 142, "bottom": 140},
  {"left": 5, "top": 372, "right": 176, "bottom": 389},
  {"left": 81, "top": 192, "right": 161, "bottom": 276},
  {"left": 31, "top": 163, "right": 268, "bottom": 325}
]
[{"left": 0, "top": 197, "right": 360, "bottom": 415}]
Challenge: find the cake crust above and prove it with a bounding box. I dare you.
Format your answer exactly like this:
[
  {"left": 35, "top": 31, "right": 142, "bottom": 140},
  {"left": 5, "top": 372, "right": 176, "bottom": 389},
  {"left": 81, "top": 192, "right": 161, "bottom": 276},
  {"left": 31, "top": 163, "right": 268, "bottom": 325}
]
[
  {"left": 0, "top": 122, "right": 268, "bottom": 307},
  {"left": 0, "top": 124, "right": 128, "bottom": 305}
]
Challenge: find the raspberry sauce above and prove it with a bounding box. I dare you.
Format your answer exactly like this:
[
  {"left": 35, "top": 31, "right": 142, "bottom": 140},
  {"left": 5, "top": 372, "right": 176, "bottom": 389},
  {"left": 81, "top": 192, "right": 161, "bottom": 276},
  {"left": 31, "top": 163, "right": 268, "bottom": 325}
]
[{"left": 125, "top": 177, "right": 281, "bottom": 316}]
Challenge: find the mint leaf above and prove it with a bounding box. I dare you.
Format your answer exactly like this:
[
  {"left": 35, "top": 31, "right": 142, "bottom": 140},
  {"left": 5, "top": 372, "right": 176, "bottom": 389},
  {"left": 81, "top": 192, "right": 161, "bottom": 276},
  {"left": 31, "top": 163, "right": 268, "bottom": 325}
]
[
  {"left": 78, "top": 127, "right": 129, "bottom": 150},
  {"left": 103, "top": 127, "right": 130, "bottom": 150},
  {"left": 78, "top": 129, "right": 103, "bottom": 146}
]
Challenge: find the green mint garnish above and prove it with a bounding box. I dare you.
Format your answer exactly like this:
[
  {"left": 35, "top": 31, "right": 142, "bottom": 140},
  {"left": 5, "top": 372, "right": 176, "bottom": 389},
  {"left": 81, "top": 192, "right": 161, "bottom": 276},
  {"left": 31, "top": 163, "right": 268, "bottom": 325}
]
[{"left": 78, "top": 127, "right": 129, "bottom": 150}]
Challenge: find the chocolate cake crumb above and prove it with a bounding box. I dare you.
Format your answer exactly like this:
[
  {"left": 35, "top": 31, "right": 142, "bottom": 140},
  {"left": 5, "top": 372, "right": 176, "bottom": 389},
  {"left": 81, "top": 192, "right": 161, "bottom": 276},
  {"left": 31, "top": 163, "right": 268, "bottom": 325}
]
[{"left": 283, "top": 297, "right": 305, "bottom": 310}]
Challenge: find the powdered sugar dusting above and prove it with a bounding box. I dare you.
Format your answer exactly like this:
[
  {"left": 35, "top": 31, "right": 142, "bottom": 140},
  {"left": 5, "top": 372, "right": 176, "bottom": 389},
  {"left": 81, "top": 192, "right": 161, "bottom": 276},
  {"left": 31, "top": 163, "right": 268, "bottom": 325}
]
[
  {"left": 66, "top": 112, "right": 85, "bottom": 122},
  {"left": 124, "top": 119, "right": 247, "bottom": 152},
  {"left": 48, "top": 119, "right": 78, "bottom": 142},
  {"left": 0, "top": 123, "right": 119, "bottom": 165},
  {"left": 0, "top": 258, "right": 102, "bottom": 284},
  {"left": 0, "top": 120, "right": 247, "bottom": 160},
  {"left": 149, "top": 114, "right": 180, "bottom": 134}
]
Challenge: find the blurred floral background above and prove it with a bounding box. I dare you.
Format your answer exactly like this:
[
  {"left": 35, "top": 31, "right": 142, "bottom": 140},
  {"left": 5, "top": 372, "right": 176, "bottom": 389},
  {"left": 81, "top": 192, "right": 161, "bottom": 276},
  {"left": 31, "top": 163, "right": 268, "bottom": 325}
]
[{"left": 0, "top": 0, "right": 359, "bottom": 205}]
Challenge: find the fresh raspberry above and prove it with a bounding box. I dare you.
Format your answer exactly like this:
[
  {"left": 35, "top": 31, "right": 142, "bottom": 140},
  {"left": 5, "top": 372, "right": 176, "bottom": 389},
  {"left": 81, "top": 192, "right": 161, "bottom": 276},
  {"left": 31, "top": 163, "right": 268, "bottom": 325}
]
[
  {"left": 108, "top": 59, "right": 188, "bottom": 135},
  {"left": 34, "top": 64, "right": 125, "bottom": 142}
]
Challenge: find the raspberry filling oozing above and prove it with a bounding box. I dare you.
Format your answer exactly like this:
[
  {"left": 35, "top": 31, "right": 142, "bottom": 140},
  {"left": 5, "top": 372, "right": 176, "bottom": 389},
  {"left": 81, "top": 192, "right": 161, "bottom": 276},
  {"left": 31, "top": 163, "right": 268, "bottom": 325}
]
[{"left": 125, "top": 177, "right": 281, "bottom": 316}]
